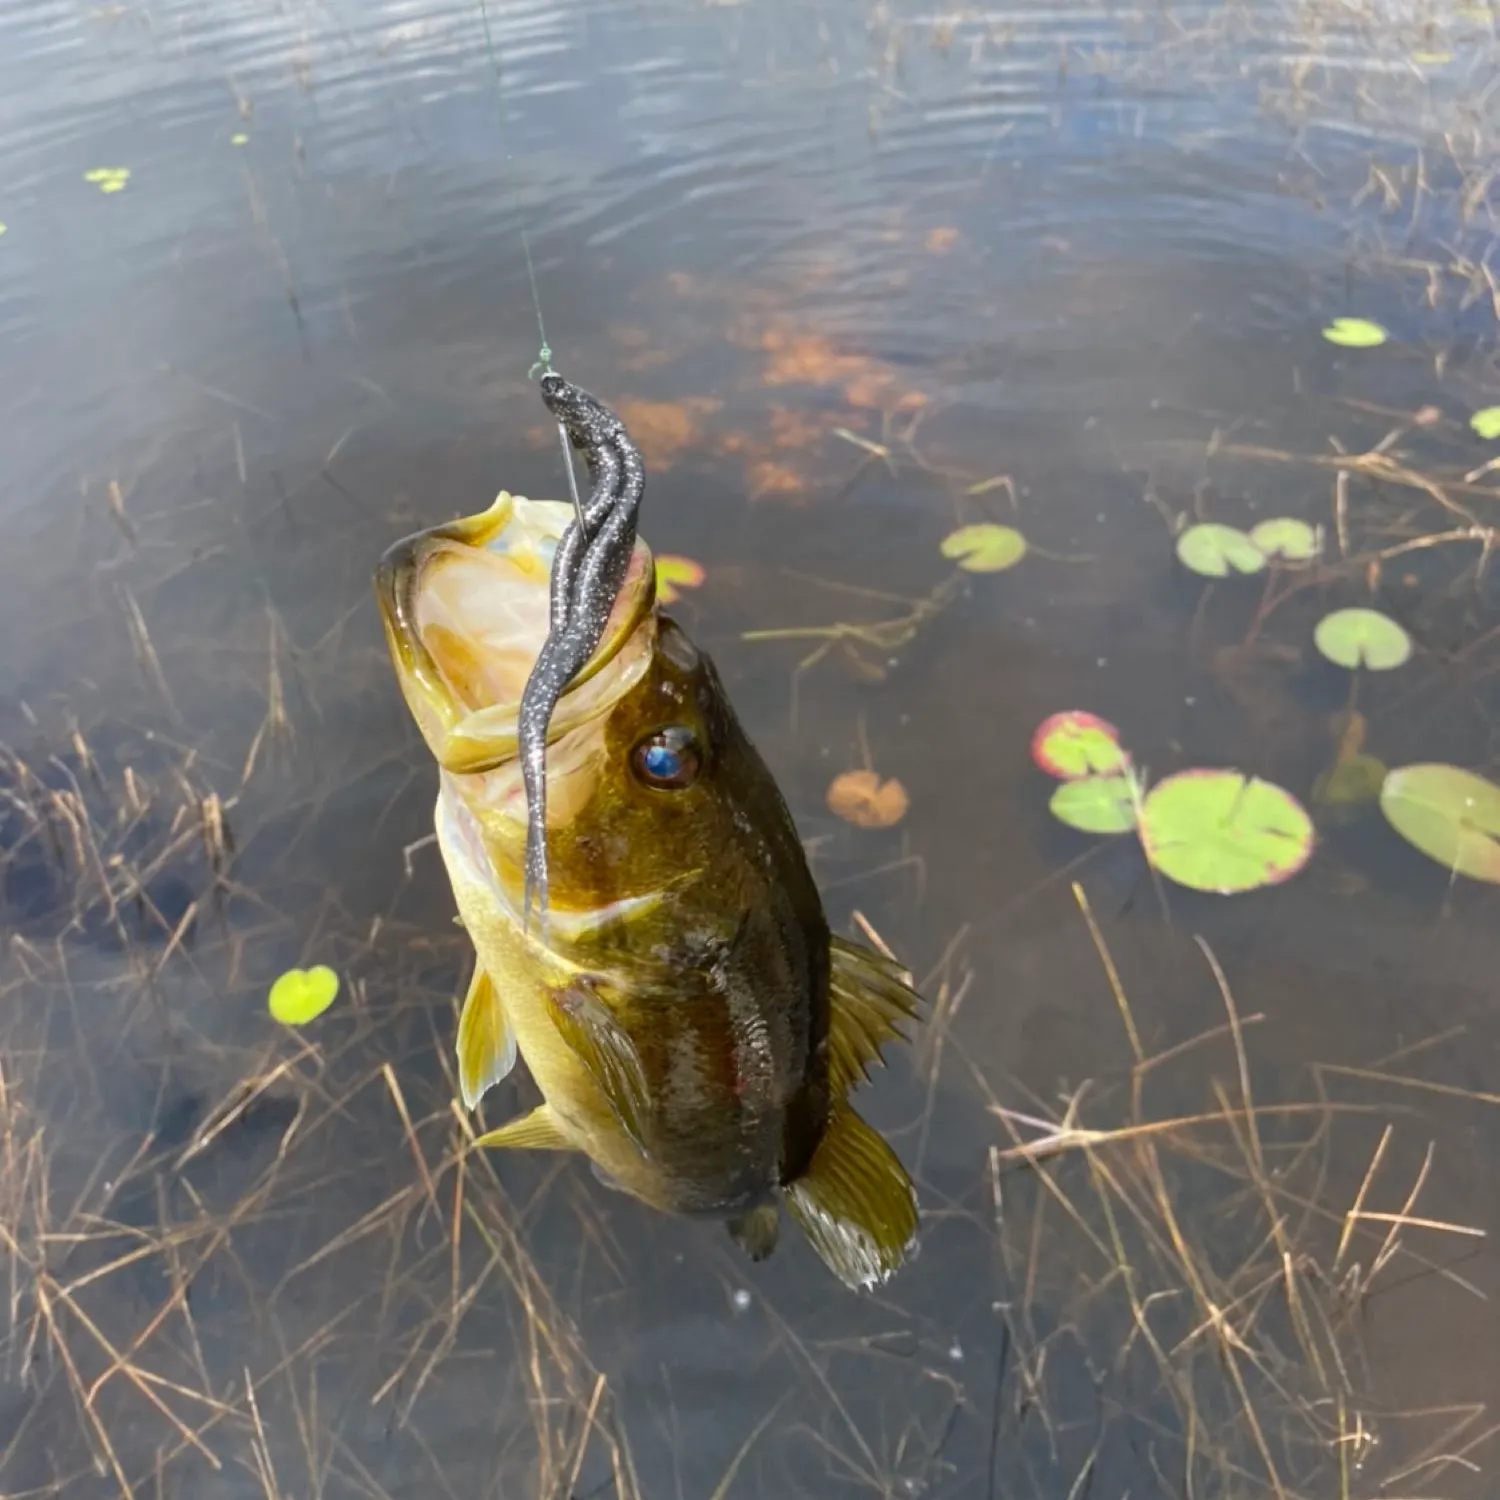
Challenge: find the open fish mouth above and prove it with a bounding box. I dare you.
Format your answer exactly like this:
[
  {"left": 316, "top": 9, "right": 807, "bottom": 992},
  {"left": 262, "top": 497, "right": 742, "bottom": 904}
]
[{"left": 374, "top": 492, "right": 657, "bottom": 778}]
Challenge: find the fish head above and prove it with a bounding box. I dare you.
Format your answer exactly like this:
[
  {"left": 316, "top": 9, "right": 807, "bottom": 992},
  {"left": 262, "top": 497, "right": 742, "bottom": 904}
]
[{"left": 375, "top": 492, "right": 810, "bottom": 946}]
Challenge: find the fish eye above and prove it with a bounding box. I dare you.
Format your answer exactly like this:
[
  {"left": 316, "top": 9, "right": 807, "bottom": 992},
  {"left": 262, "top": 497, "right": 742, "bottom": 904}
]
[{"left": 631, "top": 726, "right": 701, "bottom": 790}]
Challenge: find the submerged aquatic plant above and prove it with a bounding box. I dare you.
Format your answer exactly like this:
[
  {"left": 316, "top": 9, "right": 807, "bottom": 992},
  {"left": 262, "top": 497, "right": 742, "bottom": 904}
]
[
  {"left": 1312, "top": 752, "right": 1387, "bottom": 819},
  {"left": 827, "top": 768, "right": 909, "bottom": 828},
  {"left": 1379, "top": 763, "right": 1500, "bottom": 883}
]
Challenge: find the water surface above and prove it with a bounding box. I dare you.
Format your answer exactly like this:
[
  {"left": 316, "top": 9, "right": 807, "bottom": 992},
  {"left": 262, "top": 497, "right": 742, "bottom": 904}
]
[{"left": 2, "top": 2, "right": 1499, "bottom": 1497}]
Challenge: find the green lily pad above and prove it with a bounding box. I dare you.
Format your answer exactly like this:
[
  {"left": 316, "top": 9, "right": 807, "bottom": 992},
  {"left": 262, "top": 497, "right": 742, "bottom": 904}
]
[
  {"left": 84, "top": 167, "right": 132, "bottom": 194},
  {"left": 231, "top": 133, "right": 249, "bottom": 146},
  {"left": 1176, "top": 524, "right": 1266, "bottom": 578},
  {"left": 1470, "top": 407, "right": 1500, "bottom": 440},
  {"left": 269, "top": 965, "right": 340, "bottom": 1025},
  {"left": 1031, "top": 711, "right": 1127, "bottom": 780},
  {"left": 1248, "top": 517, "right": 1320, "bottom": 563},
  {"left": 1380, "top": 763, "right": 1500, "bottom": 883},
  {"left": 1322, "top": 317, "right": 1388, "bottom": 348},
  {"left": 940, "top": 523, "right": 1027, "bottom": 573},
  {"left": 654, "top": 554, "right": 705, "bottom": 604},
  {"left": 1050, "top": 775, "right": 1137, "bottom": 834},
  {"left": 1314, "top": 608, "right": 1412, "bottom": 670},
  {"left": 1139, "top": 771, "right": 1314, "bottom": 894}
]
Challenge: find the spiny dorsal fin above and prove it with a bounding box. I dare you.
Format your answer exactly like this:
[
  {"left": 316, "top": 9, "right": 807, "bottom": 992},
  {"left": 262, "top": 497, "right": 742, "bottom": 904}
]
[
  {"left": 784, "top": 1105, "right": 919, "bottom": 1291},
  {"left": 472, "top": 1103, "right": 571, "bottom": 1152},
  {"left": 828, "top": 936, "right": 922, "bottom": 1099},
  {"left": 457, "top": 963, "right": 517, "bottom": 1112},
  {"left": 547, "top": 981, "right": 652, "bottom": 1150}
]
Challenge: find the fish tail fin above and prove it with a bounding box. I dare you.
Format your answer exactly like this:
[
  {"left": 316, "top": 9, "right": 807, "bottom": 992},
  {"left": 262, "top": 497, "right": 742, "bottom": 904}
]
[
  {"left": 456, "top": 963, "right": 517, "bottom": 1111},
  {"left": 827, "top": 936, "right": 923, "bottom": 1098},
  {"left": 784, "top": 1105, "right": 919, "bottom": 1291}
]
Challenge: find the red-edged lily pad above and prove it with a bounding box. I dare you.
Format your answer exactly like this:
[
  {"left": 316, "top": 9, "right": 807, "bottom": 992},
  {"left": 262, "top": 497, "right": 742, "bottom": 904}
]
[
  {"left": 1032, "top": 712, "right": 1128, "bottom": 780},
  {"left": 654, "top": 554, "right": 705, "bottom": 605},
  {"left": 1139, "top": 770, "right": 1314, "bottom": 894}
]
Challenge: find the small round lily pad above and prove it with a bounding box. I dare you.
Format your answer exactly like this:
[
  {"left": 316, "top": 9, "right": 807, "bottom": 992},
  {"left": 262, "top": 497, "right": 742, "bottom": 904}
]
[
  {"left": 1049, "top": 776, "right": 1137, "bottom": 834},
  {"left": 1249, "top": 517, "right": 1320, "bottom": 563},
  {"left": 654, "top": 554, "right": 705, "bottom": 605},
  {"left": 1031, "top": 712, "right": 1128, "bottom": 779},
  {"left": 1139, "top": 770, "right": 1314, "bottom": 894},
  {"left": 1470, "top": 407, "right": 1500, "bottom": 440},
  {"left": 84, "top": 167, "right": 132, "bottom": 194},
  {"left": 827, "top": 769, "right": 908, "bottom": 828},
  {"left": 1314, "top": 608, "right": 1412, "bottom": 670},
  {"left": 1322, "top": 317, "right": 1388, "bottom": 348},
  {"left": 1176, "top": 524, "right": 1266, "bottom": 578},
  {"left": 269, "top": 965, "right": 340, "bottom": 1025},
  {"left": 1380, "top": 763, "right": 1500, "bottom": 883},
  {"left": 940, "top": 523, "right": 1027, "bottom": 573}
]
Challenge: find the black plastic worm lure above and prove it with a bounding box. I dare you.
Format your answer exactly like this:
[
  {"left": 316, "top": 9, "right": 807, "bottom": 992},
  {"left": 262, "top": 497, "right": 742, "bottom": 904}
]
[{"left": 517, "top": 374, "right": 646, "bottom": 929}]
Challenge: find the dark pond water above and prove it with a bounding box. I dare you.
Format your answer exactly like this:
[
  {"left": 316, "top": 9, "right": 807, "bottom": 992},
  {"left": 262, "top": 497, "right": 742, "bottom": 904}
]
[{"left": 3, "top": 1, "right": 1500, "bottom": 1496}]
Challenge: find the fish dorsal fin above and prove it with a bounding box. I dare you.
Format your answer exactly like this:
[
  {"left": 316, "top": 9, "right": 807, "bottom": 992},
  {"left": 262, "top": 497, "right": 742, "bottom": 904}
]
[
  {"left": 827, "top": 936, "right": 922, "bottom": 1099},
  {"left": 456, "top": 963, "right": 518, "bottom": 1111},
  {"left": 473, "top": 1103, "right": 571, "bottom": 1152},
  {"left": 547, "top": 982, "right": 652, "bottom": 1151},
  {"left": 784, "top": 1105, "right": 919, "bottom": 1291}
]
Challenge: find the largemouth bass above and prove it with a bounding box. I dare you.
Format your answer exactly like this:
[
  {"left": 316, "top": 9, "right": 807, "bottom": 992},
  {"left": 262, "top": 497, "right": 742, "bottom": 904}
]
[{"left": 375, "top": 379, "right": 921, "bottom": 1289}]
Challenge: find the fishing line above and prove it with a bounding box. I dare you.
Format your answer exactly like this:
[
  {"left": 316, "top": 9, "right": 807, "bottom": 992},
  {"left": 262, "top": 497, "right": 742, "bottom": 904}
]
[{"left": 475, "top": 0, "right": 586, "bottom": 532}]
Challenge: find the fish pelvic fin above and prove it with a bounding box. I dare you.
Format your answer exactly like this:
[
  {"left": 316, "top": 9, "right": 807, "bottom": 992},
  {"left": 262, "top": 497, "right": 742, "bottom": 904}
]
[
  {"left": 457, "top": 964, "right": 517, "bottom": 1112},
  {"left": 828, "top": 936, "right": 923, "bottom": 1099},
  {"left": 547, "top": 981, "right": 651, "bottom": 1151},
  {"left": 784, "top": 1105, "right": 919, "bottom": 1291},
  {"left": 473, "top": 1103, "right": 571, "bottom": 1152},
  {"left": 728, "top": 1204, "right": 781, "bottom": 1263}
]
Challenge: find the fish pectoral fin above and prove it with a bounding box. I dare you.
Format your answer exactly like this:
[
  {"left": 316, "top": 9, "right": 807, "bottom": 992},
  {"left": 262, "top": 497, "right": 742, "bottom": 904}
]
[
  {"left": 547, "top": 982, "right": 651, "bottom": 1150},
  {"left": 784, "top": 1105, "right": 919, "bottom": 1292},
  {"left": 728, "top": 1204, "right": 781, "bottom": 1263},
  {"left": 457, "top": 964, "right": 518, "bottom": 1111},
  {"left": 828, "top": 936, "right": 923, "bottom": 1099},
  {"left": 472, "top": 1103, "right": 571, "bottom": 1152}
]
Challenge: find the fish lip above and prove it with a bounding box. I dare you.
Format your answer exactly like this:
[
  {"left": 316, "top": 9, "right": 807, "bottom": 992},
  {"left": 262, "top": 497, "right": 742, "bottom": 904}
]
[{"left": 376, "top": 493, "right": 656, "bottom": 775}]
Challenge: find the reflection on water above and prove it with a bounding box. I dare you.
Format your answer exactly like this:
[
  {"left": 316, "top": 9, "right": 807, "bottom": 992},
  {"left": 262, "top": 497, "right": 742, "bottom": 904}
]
[{"left": 2, "top": 0, "right": 1500, "bottom": 1495}]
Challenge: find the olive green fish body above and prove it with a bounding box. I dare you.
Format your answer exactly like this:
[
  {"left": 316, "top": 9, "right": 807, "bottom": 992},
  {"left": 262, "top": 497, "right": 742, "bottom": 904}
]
[{"left": 378, "top": 493, "right": 922, "bottom": 1290}]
